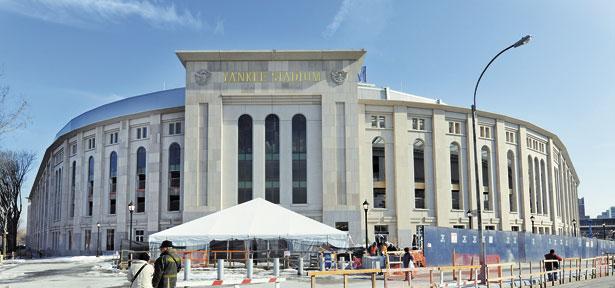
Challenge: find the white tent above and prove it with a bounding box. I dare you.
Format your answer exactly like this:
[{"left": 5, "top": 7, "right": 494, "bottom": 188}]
[{"left": 148, "top": 198, "right": 349, "bottom": 249}]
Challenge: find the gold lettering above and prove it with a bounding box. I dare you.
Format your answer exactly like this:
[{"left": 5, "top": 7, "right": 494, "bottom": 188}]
[
  {"left": 223, "top": 71, "right": 321, "bottom": 83},
  {"left": 313, "top": 72, "right": 321, "bottom": 82}
]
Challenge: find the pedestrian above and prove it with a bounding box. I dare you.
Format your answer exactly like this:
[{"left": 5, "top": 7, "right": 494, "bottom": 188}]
[
  {"left": 127, "top": 252, "right": 154, "bottom": 288},
  {"left": 544, "top": 249, "right": 562, "bottom": 281},
  {"left": 369, "top": 243, "right": 377, "bottom": 256},
  {"left": 402, "top": 247, "right": 415, "bottom": 281},
  {"left": 152, "top": 240, "right": 182, "bottom": 288}
]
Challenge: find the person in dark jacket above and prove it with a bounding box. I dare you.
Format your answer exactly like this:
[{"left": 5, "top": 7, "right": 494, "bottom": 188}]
[
  {"left": 544, "top": 249, "right": 562, "bottom": 281},
  {"left": 152, "top": 240, "right": 182, "bottom": 288},
  {"left": 402, "top": 247, "right": 415, "bottom": 281}
]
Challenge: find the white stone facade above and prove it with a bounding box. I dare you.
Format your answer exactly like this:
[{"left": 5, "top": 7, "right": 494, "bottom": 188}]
[{"left": 27, "top": 50, "right": 580, "bottom": 255}]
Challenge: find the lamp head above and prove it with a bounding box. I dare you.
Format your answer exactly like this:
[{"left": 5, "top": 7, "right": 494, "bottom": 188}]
[
  {"left": 96, "top": 222, "right": 100, "bottom": 228},
  {"left": 466, "top": 210, "right": 472, "bottom": 218},
  {"left": 513, "top": 35, "right": 532, "bottom": 48},
  {"left": 128, "top": 201, "right": 135, "bottom": 212},
  {"left": 572, "top": 219, "right": 576, "bottom": 225},
  {"left": 603, "top": 223, "right": 606, "bottom": 228},
  {"left": 530, "top": 215, "right": 535, "bottom": 221},
  {"left": 362, "top": 200, "right": 369, "bottom": 211}
]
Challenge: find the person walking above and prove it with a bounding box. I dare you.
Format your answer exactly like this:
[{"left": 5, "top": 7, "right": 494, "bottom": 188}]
[
  {"left": 152, "top": 240, "right": 182, "bottom": 288},
  {"left": 544, "top": 249, "right": 562, "bottom": 282},
  {"left": 402, "top": 247, "right": 415, "bottom": 281},
  {"left": 127, "top": 252, "right": 154, "bottom": 288}
]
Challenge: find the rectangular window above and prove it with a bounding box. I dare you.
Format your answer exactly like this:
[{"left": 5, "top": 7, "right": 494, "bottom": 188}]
[
  {"left": 168, "top": 171, "right": 181, "bottom": 211},
  {"left": 68, "top": 230, "right": 72, "bottom": 250},
  {"left": 415, "top": 189, "right": 425, "bottom": 209},
  {"left": 335, "top": 222, "right": 349, "bottom": 232},
  {"left": 106, "top": 229, "right": 114, "bottom": 251},
  {"left": 142, "top": 127, "right": 147, "bottom": 138},
  {"left": 373, "top": 188, "right": 386, "bottom": 208},
  {"left": 511, "top": 226, "right": 520, "bottom": 232},
  {"left": 452, "top": 190, "right": 460, "bottom": 210},
  {"left": 175, "top": 122, "right": 182, "bottom": 134},
  {"left": 374, "top": 225, "right": 389, "bottom": 242},
  {"left": 479, "top": 125, "right": 492, "bottom": 138},
  {"left": 371, "top": 115, "right": 378, "bottom": 128},
  {"left": 453, "top": 225, "right": 465, "bottom": 229},
  {"left": 411, "top": 117, "right": 426, "bottom": 131},
  {"left": 84, "top": 229, "right": 91, "bottom": 250},
  {"left": 135, "top": 230, "right": 144, "bottom": 242},
  {"left": 485, "top": 225, "right": 496, "bottom": 231},
  {"left": 169, "top": 123, "right": 175, "bottom": 135},
  {"left": 137, "top": 128, "right": 141, "bottom": 139},
  {"left": 378, "top": 115, "right": 386, "bottom": 128},
  {"left": 136, "top": 127, "right": 148, "bottom": 139},
  {"left": 448, "top": 121, "right": 461, "bottom": 134},
  {"left": 71, "top": 144, "right": 77, "bottom": 155}
]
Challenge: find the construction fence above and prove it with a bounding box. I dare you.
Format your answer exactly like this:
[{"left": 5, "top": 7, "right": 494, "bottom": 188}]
[{"left": 423, "top": 226, "right": 615, "bottom": 266}]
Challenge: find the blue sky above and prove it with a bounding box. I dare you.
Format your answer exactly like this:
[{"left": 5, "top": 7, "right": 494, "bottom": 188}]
[{"left": 0, "top": 0, "right": 613, "bottom": 219}]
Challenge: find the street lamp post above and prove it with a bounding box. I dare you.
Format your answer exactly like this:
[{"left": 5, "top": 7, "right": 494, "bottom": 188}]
[
  {"left": 572, "top": 219, "right": 577, "bottom": 237},
  {"left": 96, "top": 222, "right": 101, "bottom": 257},
  {"left": 128, "top": 201, "right": 135, "bottom": 252},
  {"left": 363, "top": 200, "right": 369, "bottom": 254},
  {"left": 530, "top": 215, "right": 536, "bottom": 234},
  {"left": 603, "top": 223, "right": 606, "bottom": 240},
  {"left": 472, "top": 35, "right": 531, "bottom": 283},
  {"left": 466, "top": 210, "right": 473, "bottom": 229}
]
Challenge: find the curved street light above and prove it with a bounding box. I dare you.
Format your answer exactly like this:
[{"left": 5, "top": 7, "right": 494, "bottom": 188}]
[{"left": 471, "top": 35, "right": 531, "bottom": 284}]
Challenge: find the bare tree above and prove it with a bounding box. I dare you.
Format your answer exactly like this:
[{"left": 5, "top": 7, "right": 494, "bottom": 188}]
[
  {"left": 0, "top": 66, "right": 29, "bottom": 140},
  {"left": 0, "top": 150, "right": 35, "bottom": 254}
]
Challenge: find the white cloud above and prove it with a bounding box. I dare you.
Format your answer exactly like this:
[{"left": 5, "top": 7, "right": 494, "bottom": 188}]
[
  {"left": 0, "top": 0, "right": 204, "bottom": 30},
  {"left": 322, "top": 0, "right": 353, "bottom": 38},
  {"left": 213, "top": 18, "right": 224, "bottom": 35}
]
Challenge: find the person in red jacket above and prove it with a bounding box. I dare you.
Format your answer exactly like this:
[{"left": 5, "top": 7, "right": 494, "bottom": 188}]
[{"left": 544, "top": 249, "right": 563, "bottom": 281}]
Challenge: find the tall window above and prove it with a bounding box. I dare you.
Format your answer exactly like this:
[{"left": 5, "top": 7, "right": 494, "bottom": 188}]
[
  {"left": 507, "top": 151, "right": 517, "bottom": 212},
  {"left": 106, "top": 229, "right": 114, "bottom": 251},
  {"left": 414, "top": 139, "right": 426, "bottom": 209},
  {"left": 292, "top": 114, "right": 307, "bottom": 204},
  {"left": 528, "top": 156, "right": 535, "bottom": 213},
  {"left": 70, "top": 161, "right": 76, "bottom": 217},
  {"left": 534, "top": 157, "right": 542, "bottom": 214},
  {"left": 168, "top": 143, "right": 181, "bottom": 211},
  {"left": 136, "top": 147, "right": 146, "bottom": 212},
  {"left": 87, "top": 156, "right": 94, "bottom": 216},
  {"left": 265, "top": 115, "right": 280, "bottom": 204},
  {"left": 481, "top": 146, "right": 491, "bottom": 211},
  {"left": 540, "top": 160, "right": 548, "bottom": 215},
  {"left": 450, "top": 143, "right": 461, "bottom": 210},
  {"left": 109, "top": 152, "right": 117, "bottom": 214},
  {"left": 372, "top": 137, "right": 386, "bottom": 208},
  {"left": 238, "top": 115, "right": 253, "bottom": 204},
  {"left": 84, "top": 229, "right": 91, "bottom": 251}
]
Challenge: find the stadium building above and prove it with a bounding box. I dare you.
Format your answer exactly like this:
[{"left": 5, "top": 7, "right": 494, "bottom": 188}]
[{"left": 26, "top": 50, "right": 580, "bottom": 255}]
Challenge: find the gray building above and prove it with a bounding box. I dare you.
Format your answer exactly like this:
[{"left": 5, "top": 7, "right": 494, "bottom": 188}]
[
  {"left": 578, "top": 197, "right": 587, "bottom": 219},
  {"left": 27, "top": 50, "right": 581, "bottom": 255}
]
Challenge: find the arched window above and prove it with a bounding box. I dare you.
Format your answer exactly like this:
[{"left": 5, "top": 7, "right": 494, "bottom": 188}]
[
  {"left": 168, "top": 143, "right": 181, "bottom": 211},
  {"left": 238, "top": 115, "right": 253, "bottom": 204},
  {"left": 87, "top": 156, "right": 94, "bottom": 216},
  {"left": 413, "top": 139, "right": 426, "bottom": 209},
  {"left": 372, "top": 137, "right": 386, "bottom": 208},
  {"left": 481, "top": 146, "right": 491, "bottom": 211},
  {"left": 507, "top": 151, "right": 517, "bottom": 212},
  {"left": 534, "top": 157, "right": 541, "bottom": 214},
  {"left": 292, "top": 114, "right": 307, "bottom": 204},
  {"left": 528, "top": 156, "right": 535, "bottom": 213},
  {"left": 265, "top": 114, "right": 280, "bottom": 204},
  {"left": 70, "top": 161, "right": 76, "bottom": 218},
  {"left": 109, "top": 151, "right": 117, "bottom": 214},
  {"left": 540, "top": 159, "right": 548, "bottom": 215},
  {"left": 136, "top": 147, "right": 146, "bottom": 212},
  {"left": 450, "top": 143, "right": 461, "bottom": 210}
]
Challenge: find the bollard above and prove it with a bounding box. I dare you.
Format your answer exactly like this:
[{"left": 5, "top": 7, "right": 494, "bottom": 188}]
[
  {"left": 246, "top": 258, "right": 253, "bottom": 279},
  {"left": 184, "top": 258, "right": 191, "bottom": 281},
  {"left": 273, "top": 258, "right": 280, "bottom": 277},
  {"left": 339, "top": 256, "right": 345, "bottom": 270},
  {"left": 217, "top": 259, "right": 224, "bottom": 280},
  {"left": 320, "top": 257, "right": 325, "bottom": 271},
  {"left": 298, "top": 257, "right": 304, "bottom": 276}
]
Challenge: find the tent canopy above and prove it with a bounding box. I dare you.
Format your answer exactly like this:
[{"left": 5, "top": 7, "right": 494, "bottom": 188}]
[{"left": 149, "top": 198, "right": 349, "bottom": 248}]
